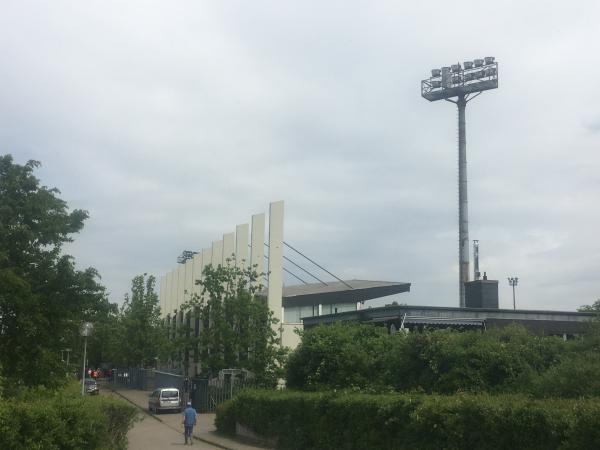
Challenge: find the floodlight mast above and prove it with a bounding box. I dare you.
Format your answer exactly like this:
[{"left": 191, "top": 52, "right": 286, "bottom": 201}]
[{"left": 421, "top": 57, "right": 498, "bottom": 307}]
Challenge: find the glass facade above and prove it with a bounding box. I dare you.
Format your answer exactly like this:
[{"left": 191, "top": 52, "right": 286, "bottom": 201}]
[
  {"left": 283, "top": 302, "right": 357, "bottom": 323},
  {"left": 284, "top": 305, "right": 317, "bottom": 323}
]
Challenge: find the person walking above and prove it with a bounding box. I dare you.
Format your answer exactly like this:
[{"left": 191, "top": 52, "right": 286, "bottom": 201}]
[{"left": 182, "top": 401, "right": 197, "bottom": 445}]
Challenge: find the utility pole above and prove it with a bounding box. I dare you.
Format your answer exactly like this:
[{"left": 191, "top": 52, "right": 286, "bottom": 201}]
[
  {"left": 80, "top": 322, "right": 93, "bottom": 395},
  {"left": 508, "top": 277, "right": 519, "bottom": 310}
]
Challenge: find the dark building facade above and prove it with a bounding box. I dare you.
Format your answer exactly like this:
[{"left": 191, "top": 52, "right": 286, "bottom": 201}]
[{"left": 302, "top": 304, "right": 595, "bottom": 338}]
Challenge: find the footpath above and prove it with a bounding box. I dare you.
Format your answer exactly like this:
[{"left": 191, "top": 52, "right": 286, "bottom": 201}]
[{"left": 108, "top": 384, "right": 271, "bottom": 450}]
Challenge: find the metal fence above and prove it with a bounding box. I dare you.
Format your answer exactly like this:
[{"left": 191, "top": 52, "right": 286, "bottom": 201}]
[
  {"left": 111, "top": 367, "right": 154, "bottom": 390},
  {"left": 191, "top": 377, "right": 257, "bottom": 413},
  {"left": 111, "top": 367, "right": 257, "bottom": 412},
  {"left": 154, "top": 370, "right": 184, "bottom": 392}
]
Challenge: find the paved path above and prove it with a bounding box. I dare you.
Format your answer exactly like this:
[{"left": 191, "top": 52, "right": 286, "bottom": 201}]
[
  {"left": 127, "top": 411, "right": 217, "bottom": 449},
  {"left": 102, "top": 383, "right": 271, "bottom": 450}
]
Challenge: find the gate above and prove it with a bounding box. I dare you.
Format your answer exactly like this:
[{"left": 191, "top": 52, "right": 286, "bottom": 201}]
[
  {"left": 191, "top": 376, "right": 256, "bottom": 413},
  {"left": 154, "top": 370, "right": 184, "bottom": 391}
]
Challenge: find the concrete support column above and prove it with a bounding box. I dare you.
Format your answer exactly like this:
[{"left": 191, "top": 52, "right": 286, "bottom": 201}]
[
  {"left": 212, "top": 240, "right": 223, "bottom": 267},
  {"left": 223, "top": 232, "right": 235, "bottom": 266},
  {"left": 268, "top": 201, "right": 284, "bottom": 337},
  {"left": 235, "top": 223, "right": 249, "bottom": 270},
  {"left": 251, "top": 213, "right": 265, "bottom": 285}
]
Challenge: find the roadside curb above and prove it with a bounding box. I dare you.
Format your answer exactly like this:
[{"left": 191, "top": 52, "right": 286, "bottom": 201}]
[{"left": 108, "top": 385, "right": 232, "bottom": 450}]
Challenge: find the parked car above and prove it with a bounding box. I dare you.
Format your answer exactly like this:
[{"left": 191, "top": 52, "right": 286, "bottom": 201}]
[
  {"left": 84, "top": 378, "right": 99, "bottom": 395},
  {"left": 148, "top": 388, "right": 181, "bottom": 413}
]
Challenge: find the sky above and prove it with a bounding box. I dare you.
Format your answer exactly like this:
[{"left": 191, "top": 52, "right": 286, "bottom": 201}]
[{"left": 1, "top": 1, "right": 599, "bottom": 311}]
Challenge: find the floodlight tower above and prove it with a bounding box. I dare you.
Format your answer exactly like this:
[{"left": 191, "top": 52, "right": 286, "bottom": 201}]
[{"left": 421, "top": 57, "right": 498, "bottom": 307}]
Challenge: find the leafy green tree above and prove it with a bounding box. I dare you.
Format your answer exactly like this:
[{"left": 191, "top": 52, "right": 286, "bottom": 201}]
[
  {"left": 181, "top": 262, "right": 287, "bottom": 385},
  {"left": 383, "top": 325, "right": 565, "bottom": 394},
  {"left": 0, "top": 155, "right": 107, "bottom": 388},
  {"left": 286, "top": 323, "right": 569, "bottom": 395},
  {"left": 285, "top": 323, "right": 389, "bottom": 390},
  {"left": 578, "top": 299, "right": 600, "bottom": 313},
  {"left": 108, "top": 274, "right": 170, "bottom": 367}
]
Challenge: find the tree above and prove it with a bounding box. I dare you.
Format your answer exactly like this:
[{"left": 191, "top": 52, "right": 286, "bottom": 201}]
[
  {"left": 181, "top": 262, "right": 287, "bottom": 386},
  {"left": 0, "top": 155, "right": 107, "bottom": 388},
  {"left": 578, "top": 299, "right": 600, "bottom": 313},
  {"left": 285, "top": 322, "right": 389, "bottom": 390},
  {"left": 107, "top": 274, "right": 170, "bottom": 368}
]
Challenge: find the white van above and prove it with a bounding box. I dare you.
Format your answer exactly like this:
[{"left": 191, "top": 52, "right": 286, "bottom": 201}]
[{"left": 148, "top": 387, "right": 181, "bottom": 413}]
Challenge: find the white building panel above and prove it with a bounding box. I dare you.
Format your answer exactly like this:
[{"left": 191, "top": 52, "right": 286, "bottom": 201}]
[
  {"left": 212, "top": 240, "right": 223, "bottom": 267},
  {"left": 184, "top": 258, "right": 194, "bottom": 305},
  {"left": 251, "top": 213, "right": 265, "bottom": 282},
  {"left": 192, "top": 252, "right": 203, "bottom": 298},
  {"left": 169, "top": 270, "right": 177, "bottom": 316},
  {"left": 159, "top": 275, "right": 166, "bottom": 318},
  {"left": 223, "top": 232, "right": 235, "bottom": 266},
  {"left": 177, "top": 264, "right": 185, "bottom": 310},
  {"left": 235, "top": 223, "right": 249, "bottom": 269},
  {"left": 201, "top": 247, "right": 211, "bottom": 299},
  {"left": 201, "top": 247, "right": 211, "bottom": 271},
  {"left": 268, "top": 201, "right": 284, "bottom": 331}
]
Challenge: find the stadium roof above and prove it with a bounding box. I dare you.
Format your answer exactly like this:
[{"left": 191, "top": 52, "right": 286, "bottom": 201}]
[{"left": 280, "top": 279, "right": 411, "bottom": 308}]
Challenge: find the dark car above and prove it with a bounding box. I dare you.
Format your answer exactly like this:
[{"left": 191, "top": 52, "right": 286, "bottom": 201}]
[{"left": 84, "top": 378, "right": 99, "bottom": 395}]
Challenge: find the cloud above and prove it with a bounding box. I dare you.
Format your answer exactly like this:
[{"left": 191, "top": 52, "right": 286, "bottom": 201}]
[{"left": 2, "top": 0, "right": 600, "bottom": 310}]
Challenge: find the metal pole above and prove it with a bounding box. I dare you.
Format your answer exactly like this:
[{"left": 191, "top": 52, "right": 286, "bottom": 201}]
[
  {"left": 457, "top": 95, "right": 470, "bottom": 307},
  {"left": 512, "top": 284, "right": 516, "bottom": 310},
  {"left": 81, "top": 336, "right": 87, "bottom": 396}
]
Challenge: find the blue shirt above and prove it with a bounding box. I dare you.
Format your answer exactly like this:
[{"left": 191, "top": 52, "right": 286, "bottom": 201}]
[{"left": 183, "top": 406, "right": 197, "bottom": 426}]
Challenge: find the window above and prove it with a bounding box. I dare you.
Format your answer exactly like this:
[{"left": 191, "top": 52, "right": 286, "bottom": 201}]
[
  {"left": 322, "top": 302, "right": 357, "bottom": 315},
  {"left": 283, "top": 305, "right": 316, "bottom": 323}
]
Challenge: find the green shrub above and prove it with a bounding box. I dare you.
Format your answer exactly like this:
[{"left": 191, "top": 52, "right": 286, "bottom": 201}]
[
  {"left": 286, "top": 323, "right": 573, "bottom": 395},
  {"left": 0, "top": 382, "right": 137, "bottom": 450},
  {"left": 217, "top": 389, "right": 600, "bottom": 450},
  {"left": 530, "top": 351, "right": 600, "bottom": 398},
  {"left": 285, "top": 323, "right": 390, "bottom": 391}
]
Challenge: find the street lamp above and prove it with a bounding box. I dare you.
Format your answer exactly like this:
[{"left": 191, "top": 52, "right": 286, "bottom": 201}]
[
  {"left": 421, "top": 57, "right": 499, "bottom": 307},
  {"left": 508, "top": 277, "right": 519, "bottom": 310},
  {"left": 80, "top": 322, "right": 93, "bottom": 396}
]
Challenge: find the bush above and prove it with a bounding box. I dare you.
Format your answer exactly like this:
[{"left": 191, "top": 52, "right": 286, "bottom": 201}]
[
  {"left": 530, "top": 351, "right": 600, "bottom": 398},
  {"left": 286, "top": 323, "right": 571, "bottom": 395},
  {"left": 0, "top": 382, "right": 137, "bottom": 450},
  {"left": 216, "top": 389, "right": 600, "bottom": 450},
  {"left": 285, "top": 323, "right": 390, "bottom": 391}
]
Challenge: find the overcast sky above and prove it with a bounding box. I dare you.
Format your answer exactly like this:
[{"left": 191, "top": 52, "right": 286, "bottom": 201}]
[{"left": 2, "top": 1, "right": 599, "bottom": 311}]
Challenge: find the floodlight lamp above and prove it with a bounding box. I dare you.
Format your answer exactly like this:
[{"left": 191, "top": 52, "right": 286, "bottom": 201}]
[
  {"left": 464, "top": 61, "right": 473, "bottom": 69},
  {"left": 451, "top": 64, "right": 461, "bottom": 73},
  {"left": 474, "top": 59, "right": 484, "bottom": 67},
  {"left": 431, "top": 68, "right": 441, "bottom": 77},
  {"left": 484, "top": 56, "right": 495, "bottom": 64}
]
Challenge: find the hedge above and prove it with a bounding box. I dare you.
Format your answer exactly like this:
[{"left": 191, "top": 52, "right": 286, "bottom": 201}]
[
  {"left": 0, "top": 385, "right": 137, "bottom": 450},
  {"left": 216, "top": 389, "right": 600, "bottom": 450}
]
